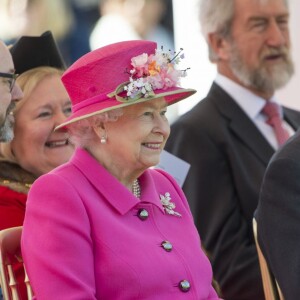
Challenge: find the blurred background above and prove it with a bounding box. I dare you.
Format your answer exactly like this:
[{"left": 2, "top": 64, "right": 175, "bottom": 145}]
[{"left": 1, "top": 0, "right": 299, "bottom": 121}]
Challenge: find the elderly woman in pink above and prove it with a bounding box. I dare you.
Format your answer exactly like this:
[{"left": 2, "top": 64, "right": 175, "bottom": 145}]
[{"left": 22, "top": 40, "right": 221, "bottom": 299}]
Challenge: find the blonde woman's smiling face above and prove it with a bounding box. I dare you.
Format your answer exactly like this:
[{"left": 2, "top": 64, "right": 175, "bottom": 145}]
[{"left": 11, "top": 74, "right": 74, "bottom": 176}]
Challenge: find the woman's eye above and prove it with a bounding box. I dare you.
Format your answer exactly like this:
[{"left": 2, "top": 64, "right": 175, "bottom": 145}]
[
  {"left": 38, "top": 111, "right": 51, "bottom": 118},
  {"left": 161, "top": 110, "right": 167, "bottom": 116},
  {"left": 64, "top": 107, "right": 72, "bottom": 116},
  {"left": 143, "top": 111, "right": 152, "bottom": 117}
]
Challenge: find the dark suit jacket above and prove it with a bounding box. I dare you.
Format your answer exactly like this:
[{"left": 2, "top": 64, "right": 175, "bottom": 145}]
[
  {"left": 165, "top": 82, "right": 300, "bottom": 300},
  {"left": 256, "top": 129, "right": 300, "bottom": 300}
]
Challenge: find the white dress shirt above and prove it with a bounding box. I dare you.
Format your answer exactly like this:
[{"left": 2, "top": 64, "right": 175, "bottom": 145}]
[{"left": 215, "top": 74, "right": 294, "bottom": 150}]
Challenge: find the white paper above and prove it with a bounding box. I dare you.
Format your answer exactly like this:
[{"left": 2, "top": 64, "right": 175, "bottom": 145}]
[{"left": 155, "top": 150, "right": 191, "bottom": 187}]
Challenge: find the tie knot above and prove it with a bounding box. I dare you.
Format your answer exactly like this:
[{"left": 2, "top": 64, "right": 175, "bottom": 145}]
[
  {"left": 262, "top": 102, "right": 281, "bottom": 119},
  {"left": 261, "top": 101, "right": 289, "bottom": 146}
]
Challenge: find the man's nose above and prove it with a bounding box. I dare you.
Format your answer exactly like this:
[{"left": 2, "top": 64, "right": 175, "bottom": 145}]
[{"left": 11, "top": 82, "right": 23, "bottom": 102}]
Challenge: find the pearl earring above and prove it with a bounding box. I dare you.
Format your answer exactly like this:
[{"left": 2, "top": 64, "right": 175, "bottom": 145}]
[{"left": 100, "top": 136, "right": 107, "bottom": 144}]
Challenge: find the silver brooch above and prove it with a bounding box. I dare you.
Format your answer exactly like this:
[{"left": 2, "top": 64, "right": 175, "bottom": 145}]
[{"left": 160, "top": 192, "right": 181, "bottom": 217}]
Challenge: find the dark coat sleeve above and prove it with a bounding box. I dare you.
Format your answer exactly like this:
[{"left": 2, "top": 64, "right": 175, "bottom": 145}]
[{"left": 257, "top": 136, "right": 300, "bottom": 300}]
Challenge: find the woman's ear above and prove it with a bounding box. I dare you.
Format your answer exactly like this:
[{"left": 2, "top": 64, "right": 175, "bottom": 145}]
[{"left": 92, "top": 122, "right": 107, "bottom": 144}]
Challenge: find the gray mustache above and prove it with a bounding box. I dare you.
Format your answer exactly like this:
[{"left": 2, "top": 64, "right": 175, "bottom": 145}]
[{"left": 263, "top": 47, "right": 289, "bottom": 57}]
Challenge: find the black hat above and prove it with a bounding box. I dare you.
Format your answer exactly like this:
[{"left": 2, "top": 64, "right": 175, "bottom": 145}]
[{"left": 10, "top": 31, "right": 66, "bottom": 74}]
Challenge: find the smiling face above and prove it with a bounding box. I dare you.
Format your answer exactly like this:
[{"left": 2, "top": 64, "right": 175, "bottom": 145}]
[
  {"left": 11, "top": 73, "right": 74, "bottom": 177},
  {"left": 215, "top": 0, "right": 293, "bottom": 98},
  {"left": 0, "top": 40, "right": 23, "bottom": 141},
  {"left": 96, "top": 97, "right": 170, "bottom": 181}
]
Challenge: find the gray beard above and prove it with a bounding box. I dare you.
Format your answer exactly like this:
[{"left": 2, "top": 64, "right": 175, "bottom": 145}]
[
  {"left": 229, "top": 45, "right": 294, "bottom": 94},
  {"left": 0, "top": 102, "right": 15, "bottom": 142},
  {"left": 0, "top": 116, "right": 14, "bottom": 142}
]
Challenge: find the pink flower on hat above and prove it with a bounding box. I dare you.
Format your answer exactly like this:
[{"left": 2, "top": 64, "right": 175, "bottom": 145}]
[
  {"left": 123, "top": 47, "right": 189, "bottom": 101},
  {"left": 131, "top": 53, "right": 149, "bottom": 77}
]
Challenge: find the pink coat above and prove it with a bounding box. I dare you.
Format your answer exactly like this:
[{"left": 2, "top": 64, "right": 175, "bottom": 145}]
[{"left": 22, "top": 148, "right": 220, "bottom": 299}]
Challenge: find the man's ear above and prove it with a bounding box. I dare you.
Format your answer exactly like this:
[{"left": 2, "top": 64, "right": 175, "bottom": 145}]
[{"left": 208, "top": 32, "right": 231, "bottom": 61}]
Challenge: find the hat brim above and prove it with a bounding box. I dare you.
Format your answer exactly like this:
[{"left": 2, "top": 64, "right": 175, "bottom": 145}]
[{"left": 55, "top": 86, "right": 196, "bottom": 130}]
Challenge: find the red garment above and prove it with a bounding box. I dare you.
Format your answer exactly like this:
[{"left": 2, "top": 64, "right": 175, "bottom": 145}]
[
  {"left": 0, "top": 185, "right": 27, "bottom": 299},
  {"left": 0, "top": 185, "right": 27, "bottom": 230}
]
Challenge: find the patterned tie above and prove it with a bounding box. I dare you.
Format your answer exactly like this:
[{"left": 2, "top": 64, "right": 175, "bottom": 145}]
[{"left": 262, "top": 102, "right": 290, "bottom": 146}]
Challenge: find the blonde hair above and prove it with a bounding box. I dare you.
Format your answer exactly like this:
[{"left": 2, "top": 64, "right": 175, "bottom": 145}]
[{"left": 0, "top": 66, "right": 64, "bottom": 163}]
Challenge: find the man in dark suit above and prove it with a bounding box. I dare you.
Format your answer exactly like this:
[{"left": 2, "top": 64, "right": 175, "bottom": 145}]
[
  {"left": 165, "top": 0, "right": 300, "bottom": 299},
  {"left": 256, "top": 130, "right": 300, "bottom": 300}
]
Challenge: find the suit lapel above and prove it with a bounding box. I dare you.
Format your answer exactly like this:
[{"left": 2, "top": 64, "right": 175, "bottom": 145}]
[
  {"left": 209, "top": 83, "right": 274, "bottom": 165},
  {"left": 283, "top": 107, "right": 300, "bottom": 131}
]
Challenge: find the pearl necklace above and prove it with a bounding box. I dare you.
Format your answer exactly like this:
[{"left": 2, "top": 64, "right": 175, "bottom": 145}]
[{"left": 132, "top": 179, "right": 141, "bottom": 198}]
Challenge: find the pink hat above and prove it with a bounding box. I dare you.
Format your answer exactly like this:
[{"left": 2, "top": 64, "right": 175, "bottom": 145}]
[{"left": 56, "top": 40, "right": 196, "bottom": 129}]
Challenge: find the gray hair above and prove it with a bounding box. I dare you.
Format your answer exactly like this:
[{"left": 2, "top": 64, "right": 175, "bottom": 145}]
[
  {"left": 199, "top": 0, "right": 289, "bottom": 62},
  {"left": 67, "top": 109, "right": 123, "bottom": 148}
]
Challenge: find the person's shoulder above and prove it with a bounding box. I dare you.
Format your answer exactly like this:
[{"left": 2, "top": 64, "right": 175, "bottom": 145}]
[
  {"left": 170, "top": 96, "right": 229, "bottom": 141},
  {"left": 148, "top": 168, "right": 186, "bottom": 201},
  {"left": 49, "top": 159, "right": 75, "bottom": 175},
  {"left": 283, "top": 105, "right": 300, "bottom": 116},
  {"left": 148, "top": 167, "right": 172, "bottom": 180},
  {"left": 171, "top": 98, "right": 217, "bottom": 132},
  {"left": 171, "top": 83, "right": 233, "bottom": 127},
  {"left": 31, "top": 161, "right": 78, "bottom": 190},
  {"left": 148, "top": 168, "right": 179, "bottom": 188}
]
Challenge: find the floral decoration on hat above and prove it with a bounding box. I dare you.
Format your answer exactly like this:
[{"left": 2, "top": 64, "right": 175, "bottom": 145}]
[{"left": 109, "top": 47, "right": 190, "bottom": 102}]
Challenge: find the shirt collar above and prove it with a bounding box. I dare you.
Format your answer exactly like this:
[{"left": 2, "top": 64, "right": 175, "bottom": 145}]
[
  {"left": 215, "top": 74, "right": 282, "bottom": 119},
  {"left": 70, "top": 148, "right": 164, "bottom": 215}
]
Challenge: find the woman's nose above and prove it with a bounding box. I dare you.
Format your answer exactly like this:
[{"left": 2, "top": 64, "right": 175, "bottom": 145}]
[
  {"left": 153, "top": 115, "right": 170, "bottom": 137},
  {"left": 54, "top": 111, "right": 69, "bottom": 128}
]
